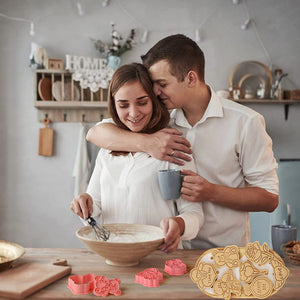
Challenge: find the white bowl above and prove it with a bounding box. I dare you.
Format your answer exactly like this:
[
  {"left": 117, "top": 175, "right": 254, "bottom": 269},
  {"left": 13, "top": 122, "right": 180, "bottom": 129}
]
[
  {"left": 0, "top": 240, "right": 25, "bottom": 272},
  {"left": 76, "top": 223, "right": 164, "bottom": 266}
]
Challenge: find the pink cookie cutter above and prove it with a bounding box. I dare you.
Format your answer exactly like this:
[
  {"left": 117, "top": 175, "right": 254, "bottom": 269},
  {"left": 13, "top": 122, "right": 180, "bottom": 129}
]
[
  {"left": 94, "top": 275, "right": 122, "bottom": 297},
  {"left": 68, "top": 274, "right": 121, "bottom": 296},
  {"left": 164, "top": 259, "right": 186, "bottom": 275},
  {"left": 135, "top": 268, "right": 163, "bottom": 287},
  {"left": 67, "top": 273, "right": 95, "bottom": 295}
]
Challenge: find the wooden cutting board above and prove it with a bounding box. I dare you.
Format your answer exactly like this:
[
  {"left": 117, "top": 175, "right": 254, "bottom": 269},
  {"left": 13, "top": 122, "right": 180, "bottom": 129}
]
[
  {"left": 0, "top": 259, "right": 71, "bottom": 299},
  {"left": 38, "top": 118, "right": 53, "bottom": 156}
]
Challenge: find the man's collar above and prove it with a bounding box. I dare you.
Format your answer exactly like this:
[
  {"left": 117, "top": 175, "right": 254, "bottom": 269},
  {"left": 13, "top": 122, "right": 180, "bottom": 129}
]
[{"left": 170, "top": 86, "right": 224, "bottom": 127}]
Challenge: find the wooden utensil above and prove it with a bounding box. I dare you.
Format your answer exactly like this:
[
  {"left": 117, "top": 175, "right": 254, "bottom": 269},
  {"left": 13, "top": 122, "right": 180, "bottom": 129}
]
[
  {"left": 0, "top": 259, "right": 71, "bottom": 299},
  {"left": 38, "top": 118, "right": 54, "bottom": 156}
]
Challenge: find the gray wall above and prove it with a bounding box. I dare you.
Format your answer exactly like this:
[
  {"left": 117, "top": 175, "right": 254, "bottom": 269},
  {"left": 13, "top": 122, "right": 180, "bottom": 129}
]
[{"left": 1, "top": 0, "right": 300, "bottom": 248}]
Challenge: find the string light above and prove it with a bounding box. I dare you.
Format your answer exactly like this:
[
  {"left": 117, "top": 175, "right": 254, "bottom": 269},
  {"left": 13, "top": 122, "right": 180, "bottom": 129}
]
[
  {"left": 195, "top": 28, "right": 201, "bottom": 43},
  {"left": 240, "top": 0, "right": 272, "bottom": 65},
  {"left": 140, "top": 29, "right": 149, "bottom": 44},
  {"left": 29, "top": 22, "right": 35, "bottom": 36},
  {"left": 241, "top": 18, "right": 251, "bottom": 30},
  {"left": 0, "top": 12, "right": 35, "bottom": 36},
  {"left": 102, "top": 0, "right": 110, "bottom": 7},
  {"left": 76, "top": 1, "right": 85, "bottom": 16}
]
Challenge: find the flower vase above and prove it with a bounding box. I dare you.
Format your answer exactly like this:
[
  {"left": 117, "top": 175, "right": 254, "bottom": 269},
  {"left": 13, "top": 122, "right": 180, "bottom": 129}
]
[{"left": 107, "top": 55, "right": 121, "bottom": 70}]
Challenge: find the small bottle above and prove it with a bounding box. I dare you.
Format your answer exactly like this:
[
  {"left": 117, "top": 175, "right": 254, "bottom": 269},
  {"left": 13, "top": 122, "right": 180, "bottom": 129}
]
[
  {"left": 273, "top": 69, "right": 284, "bottom": 100},
  {"left": 257, "top": 83, "right": 265, "bottom": 99}
]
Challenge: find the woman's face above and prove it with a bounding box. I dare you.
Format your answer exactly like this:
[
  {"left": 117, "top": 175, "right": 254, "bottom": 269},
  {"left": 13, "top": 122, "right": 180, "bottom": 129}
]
[{"left": 114, "top": 80, "right": 153, "bottom": 132}]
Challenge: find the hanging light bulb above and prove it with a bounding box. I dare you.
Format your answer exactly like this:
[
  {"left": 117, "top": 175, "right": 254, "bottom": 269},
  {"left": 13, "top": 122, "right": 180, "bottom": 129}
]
[
  {"left": 195, "top": 28, "right": 202, "bottom": 43},
  {"left": 140, "top": 29, "right": 149, "bottom": 44},
  {"left": 241, "top": 18, "right": 251, "bottom": 30},
  {"left": 29, "top": 22, "right": 35, "bottom": 36},
  {"left": 102, "top": 0, "right": 110, "bottom": 7},
  {"left": 76, "top": 1, "right": 85, "bottom": 16}
]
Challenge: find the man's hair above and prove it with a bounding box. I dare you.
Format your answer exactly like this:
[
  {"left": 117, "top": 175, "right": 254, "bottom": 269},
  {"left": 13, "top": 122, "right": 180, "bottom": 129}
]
[
  {"left": 141, "top": 34, "right": 205, "bottom": 82},
  {"left": 108, "top": 63, "right": 170, "bottom": 134}
]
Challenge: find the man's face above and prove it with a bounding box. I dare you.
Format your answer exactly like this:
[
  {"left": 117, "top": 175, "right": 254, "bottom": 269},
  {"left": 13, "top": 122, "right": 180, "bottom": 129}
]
[{"left": 148, "top": 59, "right": 188, "bottom": 110}]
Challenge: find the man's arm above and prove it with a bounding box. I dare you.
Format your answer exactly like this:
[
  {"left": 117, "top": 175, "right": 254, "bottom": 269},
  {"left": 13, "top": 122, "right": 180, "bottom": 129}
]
[
  {"left": 87, "top": 123, "right": 193, "bottom": 165},
  {"left": 181, "top": 169, "right": 279, "bottom": 212}
]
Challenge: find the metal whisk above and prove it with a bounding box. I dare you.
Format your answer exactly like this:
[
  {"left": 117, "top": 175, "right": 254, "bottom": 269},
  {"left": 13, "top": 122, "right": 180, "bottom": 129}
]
[{"left": 86, "top": 215, "right": 110, "bottom": 241}]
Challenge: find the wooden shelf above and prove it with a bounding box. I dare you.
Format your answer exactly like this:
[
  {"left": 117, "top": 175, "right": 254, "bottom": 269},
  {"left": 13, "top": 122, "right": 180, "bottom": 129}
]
[
  {"left": 234, "top": 99, "right": 300, "bottom": 104},
  {"left": 35, "top": 70, "right": 109, "bottom": 122},
  {"left": 233, "top": 98, "right": 300, "bottom": 120},
  {"left": 34, "top": 101, "right": 108, "bottom": 109}
]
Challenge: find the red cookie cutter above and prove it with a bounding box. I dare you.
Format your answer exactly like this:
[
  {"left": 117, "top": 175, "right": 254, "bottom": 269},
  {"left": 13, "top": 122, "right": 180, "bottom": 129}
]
[
  {"left": 135, "top": 268, "right": 163, "bottom": 287},
  {"left": 68, "top": 274, "right": 121, "bottom": 296},
  {"left": 164, "top": 259, "right": 187, "bottom": 275},
  {"left": 67, "top": 273, "right": 95, "bottom": 295},
  {"left": 94, "top": 276, "right": 122, "bottom": 297}
]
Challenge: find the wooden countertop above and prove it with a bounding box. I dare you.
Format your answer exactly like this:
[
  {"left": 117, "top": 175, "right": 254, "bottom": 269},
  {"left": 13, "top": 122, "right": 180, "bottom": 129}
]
[{"left": 1, "top": 248, "right": 299, "bottom": 299}]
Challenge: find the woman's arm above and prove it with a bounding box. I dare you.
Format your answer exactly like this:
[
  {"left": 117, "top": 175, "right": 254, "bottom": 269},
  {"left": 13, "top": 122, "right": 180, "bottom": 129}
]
[{"left": 87, "top": 122, "right": 193, "bottom": 165}]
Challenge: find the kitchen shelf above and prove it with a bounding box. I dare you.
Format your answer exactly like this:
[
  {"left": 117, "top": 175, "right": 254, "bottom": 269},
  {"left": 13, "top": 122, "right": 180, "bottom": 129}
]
[
  {"left": 233, "top": 98, "right": 300, "bottom": 120},
  {"left": 234, "top": 99, "right": 300, "bottom": 104},
  {"left": 35, "top": 69, "right": 109, "bottom": 122}
]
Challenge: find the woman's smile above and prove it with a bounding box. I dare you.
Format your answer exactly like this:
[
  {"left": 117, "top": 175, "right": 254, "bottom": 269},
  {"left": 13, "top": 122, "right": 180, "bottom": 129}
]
[{"left": 115, "top": 81, "right": 153, "bottom": 132}]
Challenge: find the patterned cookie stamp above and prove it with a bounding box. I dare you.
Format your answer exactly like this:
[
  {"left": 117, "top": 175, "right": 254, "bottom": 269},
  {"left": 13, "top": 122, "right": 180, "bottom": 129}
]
[
  {"left": 135, "top": 268, "right": 163, "bottom": 287},
  {"left": 164, "top": 259, "right": 187, "bottom": 275},
  {"left": 190, "top": 241, "right": 289, "bottom": 300}
]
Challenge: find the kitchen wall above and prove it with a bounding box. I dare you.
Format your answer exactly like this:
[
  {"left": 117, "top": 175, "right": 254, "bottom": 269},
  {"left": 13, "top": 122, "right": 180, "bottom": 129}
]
[{"left": 1, "top": 0, "right": 300, "bottom": 248}]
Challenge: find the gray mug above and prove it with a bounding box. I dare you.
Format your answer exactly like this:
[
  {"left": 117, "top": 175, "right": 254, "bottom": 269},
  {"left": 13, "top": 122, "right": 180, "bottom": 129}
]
[
  {"left": 158, "top": 169, "right": 183, "bottom": 200},
  {"left": 271, "top": 224, "right": 297, "bottom": 257}
]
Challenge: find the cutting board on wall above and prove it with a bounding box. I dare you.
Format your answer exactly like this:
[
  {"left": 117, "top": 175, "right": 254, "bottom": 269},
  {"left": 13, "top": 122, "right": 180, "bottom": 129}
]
[
  {"left": 38, "top": 118, "right": 53, "bottom": 156},
  {"left": 0, "top": 259, "right": 71, "bottom": 298}
]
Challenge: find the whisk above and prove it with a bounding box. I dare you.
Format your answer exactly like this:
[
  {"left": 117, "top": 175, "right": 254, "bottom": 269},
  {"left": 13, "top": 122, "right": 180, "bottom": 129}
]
[{"left": 86, "top": 215, "right": 110, "bottom": 241}]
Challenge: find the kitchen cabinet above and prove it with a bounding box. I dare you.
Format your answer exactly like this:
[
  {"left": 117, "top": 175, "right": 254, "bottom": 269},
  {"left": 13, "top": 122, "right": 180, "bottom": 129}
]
[{"left": 34, "top": 70, "right": 109, "bottom": 122}]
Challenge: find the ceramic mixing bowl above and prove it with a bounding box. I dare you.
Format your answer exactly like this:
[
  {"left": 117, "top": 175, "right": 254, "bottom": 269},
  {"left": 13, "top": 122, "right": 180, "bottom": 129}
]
[
  {"left": 0, "top": 240, "right": 25, "bottom": 272},
  {"left": 76, "top": 223, "right": 164, "bottom": 266}
]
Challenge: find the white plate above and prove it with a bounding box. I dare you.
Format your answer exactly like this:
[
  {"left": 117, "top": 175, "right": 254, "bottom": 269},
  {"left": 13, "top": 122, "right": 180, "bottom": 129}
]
[{"left": 52, "top": 81, "right": 80, "bottom": 101}]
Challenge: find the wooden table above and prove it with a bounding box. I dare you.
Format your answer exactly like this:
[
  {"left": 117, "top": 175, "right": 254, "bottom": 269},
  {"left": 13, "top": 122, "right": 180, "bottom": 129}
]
[{"left": 1, "top": 248, "right": 299, "bottom": 299}]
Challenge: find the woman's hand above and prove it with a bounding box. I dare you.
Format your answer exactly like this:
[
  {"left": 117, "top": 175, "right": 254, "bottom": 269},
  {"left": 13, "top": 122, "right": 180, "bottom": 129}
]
[
  {"left": 70, "top": 193, "right": 93, "bottom": 219},
  {"left": 159, "top": 217, "right": 184, "bottom": 253}
]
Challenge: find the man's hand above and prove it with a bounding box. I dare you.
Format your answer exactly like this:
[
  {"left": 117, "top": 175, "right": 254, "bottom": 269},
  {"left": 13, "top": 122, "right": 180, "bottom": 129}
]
[
  {"left": 159, "top": 217, "right": 184, "bottom": 253},
  {"left": 181, "top": 170, "right": 214, "bottom": 202},
  {"left": 144, "top": 128, "right": 193, "bottom": 166},
  {"left": 70, "top": 193, "right": 94, "bottom": 219}
]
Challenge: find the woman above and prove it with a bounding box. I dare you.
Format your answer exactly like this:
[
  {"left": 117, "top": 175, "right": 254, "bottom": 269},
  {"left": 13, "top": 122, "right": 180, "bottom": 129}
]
[{"left": 70, "top": 63, "right": 203, "bottom": 253}]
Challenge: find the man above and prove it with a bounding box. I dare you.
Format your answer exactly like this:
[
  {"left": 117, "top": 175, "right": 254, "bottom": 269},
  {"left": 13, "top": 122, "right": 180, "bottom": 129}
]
[{"left": 87, "top": 34, "right": 279, "bottom": 249}]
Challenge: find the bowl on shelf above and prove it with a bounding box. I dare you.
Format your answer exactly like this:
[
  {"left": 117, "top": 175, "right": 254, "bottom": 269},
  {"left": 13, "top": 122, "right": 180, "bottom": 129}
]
[
  {"left": 0, "top": 240, "right": 25, "bottom": 272},
  {"left": 76, "top": 223, "right": 164, "bottom": 266}
]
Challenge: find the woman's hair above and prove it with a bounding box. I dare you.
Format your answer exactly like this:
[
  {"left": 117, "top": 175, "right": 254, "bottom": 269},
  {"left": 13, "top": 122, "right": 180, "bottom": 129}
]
[
  {"left": 108, "top": 63, "right": 170, "bottom": 134},
  {"left": 141, "top": 34, "right": 205, "bottom": 82}
]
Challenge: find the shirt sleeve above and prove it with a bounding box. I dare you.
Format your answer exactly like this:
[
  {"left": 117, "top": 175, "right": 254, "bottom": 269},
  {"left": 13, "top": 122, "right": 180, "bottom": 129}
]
[
  {"left": 240, "top": 114, "right": 279, "bottom": 194},
  {"left": 95, "top": 118, "right": 115, "bottom": 125},
  {"left": 170, "top": 154, "right": 204, "bottom": 240},
  {"left": 176, "top": 199, "right": 204, "bottom": 240}
]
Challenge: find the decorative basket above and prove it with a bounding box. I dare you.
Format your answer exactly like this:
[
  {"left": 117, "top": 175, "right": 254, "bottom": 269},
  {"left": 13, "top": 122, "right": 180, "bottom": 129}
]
[
  {"left": 284, "top": 90, "right": 300, "bottom": 100},
  {"left": 282, "top": 240, "right": 300, "bottom": 265}
]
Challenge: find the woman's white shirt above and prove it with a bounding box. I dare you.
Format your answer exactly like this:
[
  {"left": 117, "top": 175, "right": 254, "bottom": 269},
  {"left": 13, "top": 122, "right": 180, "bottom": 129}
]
[{"left": 86, "top": 149, "right": 203, "bottom": 241}]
